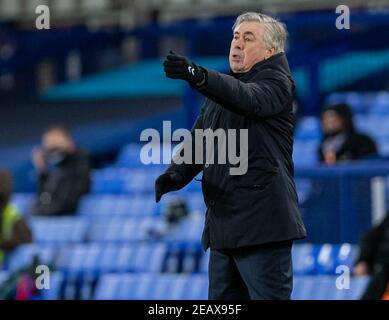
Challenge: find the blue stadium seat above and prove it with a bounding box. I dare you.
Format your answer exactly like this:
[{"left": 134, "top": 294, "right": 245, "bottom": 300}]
[
  {"left": 78, "top": 195, "right": 114, "bottom": 216},
  {"left": 131, "top": 273, "right": 158, "bottom": 299},
  {"left": 168, "top": 214, "right": 205, "bottom": 242},
  {"left": 94, "top": 273, "right": 208, "bottom": 300},
  {"left": 292, "top": 244, "right": 317, "bottom": 275},
  {"left": 87, "top": 217, "right": 165, "bottom": 242},
  {"left": 132, "top": 243, "right": 167, "bottom": 273},
  {"left": 5, "top": 243, "right": 56, "bottom": 273},
  {"left": 40, "top": 272, "right": 64, "bottom": 300},
  {"left": 122, "top": 168, "right": 161, "bottom": 193},
  {"left": 160, "top": 191, "right": 206, "bottom": 214},
  {"left": 94, "top": 273, "right": 124, "bottom": 300},
  {"left": 355, "top": 115, "right": 389, "bottom": 140},
  {"left": 163, "top": 242, "right": 182, "bottom": 273},
  {"left": 325, "top": 92, "right": 369, "bottom": 114},
  {"left": 293, "top": 141, "right": 319, "bottom": 167},
  {"left": 64, "top": 242, "right": 165, "bottom": 276},
  {"left": 111, "top": 274, "right": 139, "bottom": 300},
  {"left": 315, "top": 244, "right": 337, "bottom": 275},
  {"left": 296, "top": 243, "right": 357, "bottom": 275},
  {"left": 112, "top": 273, "right": 158, "bottom": 300},
  {"left": 371, "top": 104, "right": 389, "bottom": 115},
  {"left": 181, "top": 274, "right": 208, "bottom": 300},
  {"left": 199, "top": 250, "right": 210, "bottom": 273},
  {"left": 92, "top": 167, "right": 168, "bottom": 194},
  {"left": 184, "top": 192, "right": 206, "bottom": 214},
  {"left": 116, "top": 144, "right": 143, "bottom": 168},
  {"left": 30, "top": 217, "right": 88, "bottom": 244},
  {"left": 91, "top": 169, "right": 124, "bottom": 194},
  {"left": 335, "top": 243, "right": 358, "bottom": 271},
  {"left": 293, "top": 275, "right": 344, "bottom": 300},
  {"left": 378, "top": 138, "right": 389, "bottom": 157},
  {"left": 78, "top": 194, "right": 157, "bottom": 216},
  {"left": 185, "top": 176, "right": 203, "bottom": 192},
  {"left": 93, "top": 273, "right": 126, "bottom": 300},
  {"left": 295, "top": 178, "right": 313, "bottom": 204},
  {"left": 55, "top": 243, "right": 102, "bottom": 278},
  {"left": 55, "top": 243, "right": 166, "bottom": 277},
  {"left": 182, "top": 242, "right": 201, "bottom": 273},
  {"left": 294, "top": 117, "right": 322, "bottom": 141},
  {"left": 0, "top": 271, "right": 9, "bottom": 287},
  {"left": 11, "top": 193, "right": 35, "bottom": 216},
  {"left": 340, "top": 276, "right": 369, "bottom": 300},
  {"left": 292, "top": 275, "right": 369, "bottom": 300},
  {"left": 370, "top": 92, "right": 389, "bottom": 115},
  {"left": 164, "top": 274, "right": 188, "bottom": 299}
]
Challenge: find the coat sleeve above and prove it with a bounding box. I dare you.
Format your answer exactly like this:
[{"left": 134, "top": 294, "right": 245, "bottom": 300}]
[
  {"left": 165, "top": 106, "right": 205, "bottom": 188},
  {"left": 197, "top": 69, "right": 293, "bottom": 117}
]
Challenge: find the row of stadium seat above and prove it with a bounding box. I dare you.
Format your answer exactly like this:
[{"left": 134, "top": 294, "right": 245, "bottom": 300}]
[
  {"left": 4, "top": 241, "right": 358, "bottom": 277},
  {"left": 26, "top": 215, "right": 204, "bottom": 244},
  {"left": 11, "top": 182, "right": 321, "bottom": 218},
  {"left": 95, "top": 273, "right": 208, "bottom": 300},
  {"left": 292, "top": 243, "right": 358, "bottom": 275},
  {"left": 79, "top": 192, "right": 205, "bottom": 216},
  {"left": 0, "top": 271, "right": 64, "bottom": 300},
  {"left": 5, "top": 243, "right": 169, "bottom": 276},
  {"left": 91, "top": 168, "right": 202, "bottom": 194},
  {"left": 326, "top": 91, "right": 389, "bottom": 115},
  {"left": 11, "top": 191, "right": 206, "bottom": 217},
  {"left": 94, "top": 273, "right": 369, "bottom": 300},
  {"left": 295, "top": 115, "right": 389, "bottom": 141},
  {"left": 0, "top": 270, "right": 369, "bottom": 300}
]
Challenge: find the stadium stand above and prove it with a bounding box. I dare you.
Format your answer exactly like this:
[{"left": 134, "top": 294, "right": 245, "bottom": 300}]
[
  {"left": 5, "top": 126, "right": 382, "bottom": 299},
  {"left": 1, "top": 1, "right": 388, "bottom": 299}
]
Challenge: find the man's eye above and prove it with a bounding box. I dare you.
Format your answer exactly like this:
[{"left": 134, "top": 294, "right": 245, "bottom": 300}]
[{"left": 244, "top": 38, "right": 252, "bottom": 42}]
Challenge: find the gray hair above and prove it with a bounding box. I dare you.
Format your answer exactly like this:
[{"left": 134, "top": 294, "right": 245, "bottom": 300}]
[{"left": 232, "top": 12, "right": 287, "bottom": 53}]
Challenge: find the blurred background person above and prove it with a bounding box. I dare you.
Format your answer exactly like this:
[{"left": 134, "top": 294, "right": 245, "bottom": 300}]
[
  {"left": 318, "top": 103, "right": 377, "bottom": 165},
  {"left": 0, "top": 170, "right": 32, "bottom": 266},
  {"left": 353, "top": 212, "right": 389, "bottom": 300},
  {"left": 30, "top": 125, "right": 91, "bottom": 216}
]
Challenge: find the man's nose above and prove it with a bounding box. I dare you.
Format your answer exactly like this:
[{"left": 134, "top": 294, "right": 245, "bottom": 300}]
[{"left": 234, "top": 38, "right": 244, "bottom": 50}]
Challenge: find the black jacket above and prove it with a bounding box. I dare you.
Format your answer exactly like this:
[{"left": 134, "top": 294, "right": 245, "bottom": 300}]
[
  {"left": 31, "top": 149, "right": 91, "bottom": 216},
  {"left": 357, "top": 215, "right": 389, "bottom": 269},
  {"left": 318, "top": 132, "right": 377, "bottom": 162},
  {"left": 166, "top": 53, "right": 307, "bottom": 250}
]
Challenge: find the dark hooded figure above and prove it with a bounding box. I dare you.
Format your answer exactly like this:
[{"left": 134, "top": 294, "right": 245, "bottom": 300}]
[
  {"left": 354, "top": 213, "right": 389, "bottom": 300},
  {"left": 318, "top": 103, "right": 377, "bottom": 164}
]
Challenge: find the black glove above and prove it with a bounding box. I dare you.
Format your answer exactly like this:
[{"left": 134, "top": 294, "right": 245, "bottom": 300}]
[
  {"left": 155, "top": 171, "right": 184, "bottom": 203},
  {"left": 163, "top": 51, "right": 206, "bottom": 87}
]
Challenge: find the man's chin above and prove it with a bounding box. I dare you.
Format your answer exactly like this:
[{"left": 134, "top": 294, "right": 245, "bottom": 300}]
[
  {"left": 231, "top": 67, "right": 246, "bottom": 74},
  {"left": 230, "top": 60, "right": 241, "bottom": 71}
]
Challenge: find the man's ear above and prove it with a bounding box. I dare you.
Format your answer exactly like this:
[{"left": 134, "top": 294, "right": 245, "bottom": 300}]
[{"left": 265, "top": 48, "right": 276, "bottom": 59}]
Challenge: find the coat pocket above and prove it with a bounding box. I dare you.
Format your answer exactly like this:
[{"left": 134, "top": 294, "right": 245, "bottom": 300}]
[{"left": 234, "top": 164, "right": 279, "bottom": 192}]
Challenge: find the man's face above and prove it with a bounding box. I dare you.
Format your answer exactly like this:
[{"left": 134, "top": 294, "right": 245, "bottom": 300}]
[
  {"left": 321, "top": 110, "right": 345, "bottom": 135},
  {"left": 42, "top": 130, "right": 73, "bottom": 153},
  {"left": 229, "top": 21, "right": 274, "bottom": 73}
]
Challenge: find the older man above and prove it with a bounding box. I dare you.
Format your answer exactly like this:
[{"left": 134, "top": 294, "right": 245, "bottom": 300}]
[{"left": 156, "top": 12, "right": 306, "bottom": 299}]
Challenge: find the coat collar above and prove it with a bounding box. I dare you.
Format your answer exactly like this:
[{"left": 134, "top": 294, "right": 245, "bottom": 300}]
[{"left": 229, "top": 52, "right": 291, "bottom": 78}]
